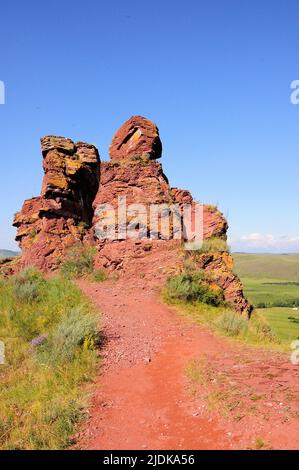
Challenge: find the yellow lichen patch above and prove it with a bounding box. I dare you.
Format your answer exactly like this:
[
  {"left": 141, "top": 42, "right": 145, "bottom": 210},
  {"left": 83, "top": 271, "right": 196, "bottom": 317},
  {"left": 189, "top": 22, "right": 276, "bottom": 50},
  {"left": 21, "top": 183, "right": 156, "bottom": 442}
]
[
  {"left": 45, "top": 152, "right": 65, "bottom": 170},
  {"left": 210, "top": 282, "right": 222, "bottom": 293},
  {"left": 221, "top": 252, "right": 234, "bottom": 270},
  {"left": 17, "top": 226, "right": 36, "bottom": 238},
  {"left": 46, "top": 175, "right": 69, "bottom": 190},
  {"left": 68, "top": 226, "right": 81, "bottom": 240},
  {"left": 65, "top": 158, "right": 83, "bottom": 175},
  {"left": 133, "top": 129, "right": 141, "bottom": 141},
  {"left": 45, "top": 136, "right": 75, "bottom": 153},
  {"left": 62, "top": 234, "right": 77, "bottom": 247},
  {"left": 14, "top": 209, "right": 41, "bottom": 226},
  {"left": 23, "top": 237, "right": 35, "bottom": 249},
  {"left": 28, "top": 230, "right": 40, "bottom": 246},
  {"left": 97, "top": 209, "right": 116, "bottom": 222}
]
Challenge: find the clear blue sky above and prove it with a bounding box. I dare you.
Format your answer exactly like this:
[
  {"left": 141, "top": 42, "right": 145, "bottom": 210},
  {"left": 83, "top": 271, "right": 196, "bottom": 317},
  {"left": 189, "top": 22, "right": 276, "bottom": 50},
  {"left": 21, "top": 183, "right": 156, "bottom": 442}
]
[{"left": 1, "top": 0, "right": 299, "bottom": 252}]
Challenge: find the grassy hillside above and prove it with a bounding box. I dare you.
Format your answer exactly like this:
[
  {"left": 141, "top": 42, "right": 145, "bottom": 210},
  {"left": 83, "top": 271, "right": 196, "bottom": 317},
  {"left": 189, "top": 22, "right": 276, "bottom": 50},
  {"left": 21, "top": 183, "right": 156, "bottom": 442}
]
[
  {"left": 0, "top": 267, "right": 100, "bottom": 449},
  {"left": 262, "top": 307, "right": 299, "bottom": 342},
  {"left": 0, "top": 250, "right": 19, "bottom": 259},
  {"left": 233, "top": 253, "right": 299, "bottom": 281},
  {"left": 233, "top": 253, "right": 299, "bottom": 307},
  {"left": 166, "top": 253, "right": 299, "bottom": 349},
  {"left": 238, "top": 278, "right": 299, "bottom": 308},
  {"left": 233, "top": 252, "right": 299, "bottom": 345}
]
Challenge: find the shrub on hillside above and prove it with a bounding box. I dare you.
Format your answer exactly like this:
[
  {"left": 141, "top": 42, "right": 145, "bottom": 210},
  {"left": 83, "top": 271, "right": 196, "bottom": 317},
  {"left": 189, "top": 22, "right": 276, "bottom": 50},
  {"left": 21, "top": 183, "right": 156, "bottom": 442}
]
[
  {"left": 165, "top": 272, "right": 224, "bottom": 306},
  {"left": 217, "top": 311, "right": 248, "bottom": 336},
  {"left": 198, "top": 237, "right": 229, "bottom": 254},
  {"left": 36, "top": 306, "right": 100, "bottom": 364},
  {"left": 13, "top": 266, "right": 45, "bottom": 303},
  {"left": 60, "top": 245, "right": 96, "bottom": 279},
  {"left": 252, "top": 313, "right": 278, "bottom": 342},
  {"left": 256, "top": 299, "right": 299, "bottom": 308},
  {"left": 90, "top": 269, "right": 107, "bottom": 283}
]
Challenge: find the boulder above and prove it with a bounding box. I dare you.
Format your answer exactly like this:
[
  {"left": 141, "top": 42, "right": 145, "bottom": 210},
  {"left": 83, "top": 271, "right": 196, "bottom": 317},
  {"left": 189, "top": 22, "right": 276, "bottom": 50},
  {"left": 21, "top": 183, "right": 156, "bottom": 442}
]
[{"left": 109, "top": 116, "right": 162, "bottom": 161}]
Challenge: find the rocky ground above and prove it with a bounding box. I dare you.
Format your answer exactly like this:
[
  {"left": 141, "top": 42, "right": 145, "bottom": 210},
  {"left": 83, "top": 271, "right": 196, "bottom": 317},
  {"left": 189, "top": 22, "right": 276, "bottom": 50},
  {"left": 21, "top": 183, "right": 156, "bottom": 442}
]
[{"left": 73, "top": 250, "right": 299, "bottom": 450}]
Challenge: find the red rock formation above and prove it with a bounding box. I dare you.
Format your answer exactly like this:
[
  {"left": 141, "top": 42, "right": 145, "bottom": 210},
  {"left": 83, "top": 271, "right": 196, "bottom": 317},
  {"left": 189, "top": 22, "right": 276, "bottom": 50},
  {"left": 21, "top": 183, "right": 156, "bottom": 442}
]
[
  {"left": 13, "top": 136, "right": 100, "bottom": 270},
  {"left": 92, "top": 116, "right": 252, "bottom": 317},
  {"left": 192, "top": 251, "right": 251, "bottom": 315},
  {"left": 11, "top": 116, "right": 252, "bottom": 316},
  {"left": 171, "top": 189, "right": 228, "bottom": 239}
]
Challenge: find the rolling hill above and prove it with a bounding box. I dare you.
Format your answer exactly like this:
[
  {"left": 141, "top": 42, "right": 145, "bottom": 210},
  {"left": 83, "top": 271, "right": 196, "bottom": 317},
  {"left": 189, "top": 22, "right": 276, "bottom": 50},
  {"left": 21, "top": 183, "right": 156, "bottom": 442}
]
[
  {"left": 233, "top": 253, "right": 299, "bottom": 281},
  {"left": 0, "top": 249, "right": 19, "bottom": 259}
]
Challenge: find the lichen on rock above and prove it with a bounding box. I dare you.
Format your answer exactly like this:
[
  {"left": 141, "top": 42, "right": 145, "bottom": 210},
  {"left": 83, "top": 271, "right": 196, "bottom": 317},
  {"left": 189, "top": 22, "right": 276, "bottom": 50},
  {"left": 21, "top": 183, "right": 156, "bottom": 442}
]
[{"left": 13, "top": 136, "right": 100, "bottom": 270}]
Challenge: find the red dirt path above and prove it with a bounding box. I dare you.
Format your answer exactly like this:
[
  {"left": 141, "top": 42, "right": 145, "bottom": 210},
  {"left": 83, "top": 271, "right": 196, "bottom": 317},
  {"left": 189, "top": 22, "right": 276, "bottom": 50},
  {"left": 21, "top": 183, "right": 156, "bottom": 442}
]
[{"left": 74, "top": 256, "right": 299, "bottom": 450}]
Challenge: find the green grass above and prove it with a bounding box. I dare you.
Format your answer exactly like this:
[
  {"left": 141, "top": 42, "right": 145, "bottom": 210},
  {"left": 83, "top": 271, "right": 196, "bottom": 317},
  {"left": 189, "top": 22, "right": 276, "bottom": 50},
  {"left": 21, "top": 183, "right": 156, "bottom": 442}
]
[
  {"left": 240, "top": 277, "right": 299, "bottom": 308},
  {"left": 60, "top": 245, "right": 108, "bottom": 283},
  {"left": 0, "top": 250, "right": 19, "bottom": 259},
  {"left": 165, "top": 299, "right": 279, "bottom": 347},
  {"left": 259, "top": 307, "right": 299, "bottom": 343},
  {"left": 164, "top": 272, "right": 225, "bottom": 306},
  {"left": 216, "top": 311, "right": 249, "bottom": 336},
  {"left": 186, "top": 237, "right": 228, "bottom": 254},
  {"left": 164, "top": 252, "right": 299, "bottom": 348},
  {"left": 233, "top": 253, "right": 299, "bottom": 281},
  {"left": 233, "top": 252, "right": 299, "bottom": 346},
  {"left": 163, "top": 253, "right": 282, "bottom": 347},
  {"left": 0, "top": 267, "right": 100, "bottom": 449},
  {"left": 234, "top": 253, "right": 299, "bottom": 309},
  {"left": 60, "top": 245, "right": 97, "bottom": 279},
  {"left": 89, "top": 269, "right": 107, "bottom": 283}
]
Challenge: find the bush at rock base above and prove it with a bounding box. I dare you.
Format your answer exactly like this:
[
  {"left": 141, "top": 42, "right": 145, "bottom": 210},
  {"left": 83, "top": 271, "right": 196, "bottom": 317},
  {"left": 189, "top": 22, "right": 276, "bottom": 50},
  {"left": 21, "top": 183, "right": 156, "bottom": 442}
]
[
  {"left": 36, "top": 306, "right": 100, "bottom": 364},
  {"left": 12, "top": 266, "right": 46, "bottom": 303},
  {"left": 216, "top": 311, "right": 248, "bottom": 336},
  {"left": 60, "top": 245, "right": 96, "bottom": 279},
  {"left": 165, "top": 272, "right": 225, "bottom": 307}
]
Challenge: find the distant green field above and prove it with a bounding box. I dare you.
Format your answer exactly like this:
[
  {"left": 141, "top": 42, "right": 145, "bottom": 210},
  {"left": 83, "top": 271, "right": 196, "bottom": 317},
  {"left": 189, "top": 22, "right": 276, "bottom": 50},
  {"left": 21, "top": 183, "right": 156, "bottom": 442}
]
[
  {"left": 240, "top": 277, "right": 299, "bottom": 308},
  {"left": 260, "top": 307, "right": 299, "bottom": 342},
  {"left": 233, "top": 253, "right": 299, "bottom": 344},
  {"left": 233, "top": 253, "right": 299, "bottom": 307},
  {"left": 233, "top": 253, "right": 299, "bottom": 281},
  {"left": 0, "top": 249, "right": 18, "bottom": 259}
]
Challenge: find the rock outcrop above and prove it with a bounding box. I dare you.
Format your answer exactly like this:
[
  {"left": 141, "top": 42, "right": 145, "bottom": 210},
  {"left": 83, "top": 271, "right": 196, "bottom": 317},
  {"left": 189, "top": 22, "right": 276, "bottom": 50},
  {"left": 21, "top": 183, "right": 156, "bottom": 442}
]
[
  {"left": 10, "top": 116, "right": 252, "bottom": 316},
  {"left": 193, "top": 251, "right": 251, "bottom": 315},
  {"left": 13, "top": 136, "right": 100, "bottom": 270},
  {"left": 109, "top": 116, "right": 162, "bottom": 161}
]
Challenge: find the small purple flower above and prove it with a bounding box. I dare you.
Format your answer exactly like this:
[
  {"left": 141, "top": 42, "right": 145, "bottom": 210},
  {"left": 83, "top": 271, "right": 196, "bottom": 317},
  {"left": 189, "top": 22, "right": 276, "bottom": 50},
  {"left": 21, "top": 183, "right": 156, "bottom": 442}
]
[{"left": 29, "top": 334, "right": 47, "bottom": 353}]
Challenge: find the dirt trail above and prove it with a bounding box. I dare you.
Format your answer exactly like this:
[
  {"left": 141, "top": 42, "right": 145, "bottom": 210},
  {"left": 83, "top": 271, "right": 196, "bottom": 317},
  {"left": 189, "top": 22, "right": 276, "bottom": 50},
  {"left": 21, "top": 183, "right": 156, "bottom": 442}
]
[{"left": 75, "top": 268, "right": 299, "bottom": 450}]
